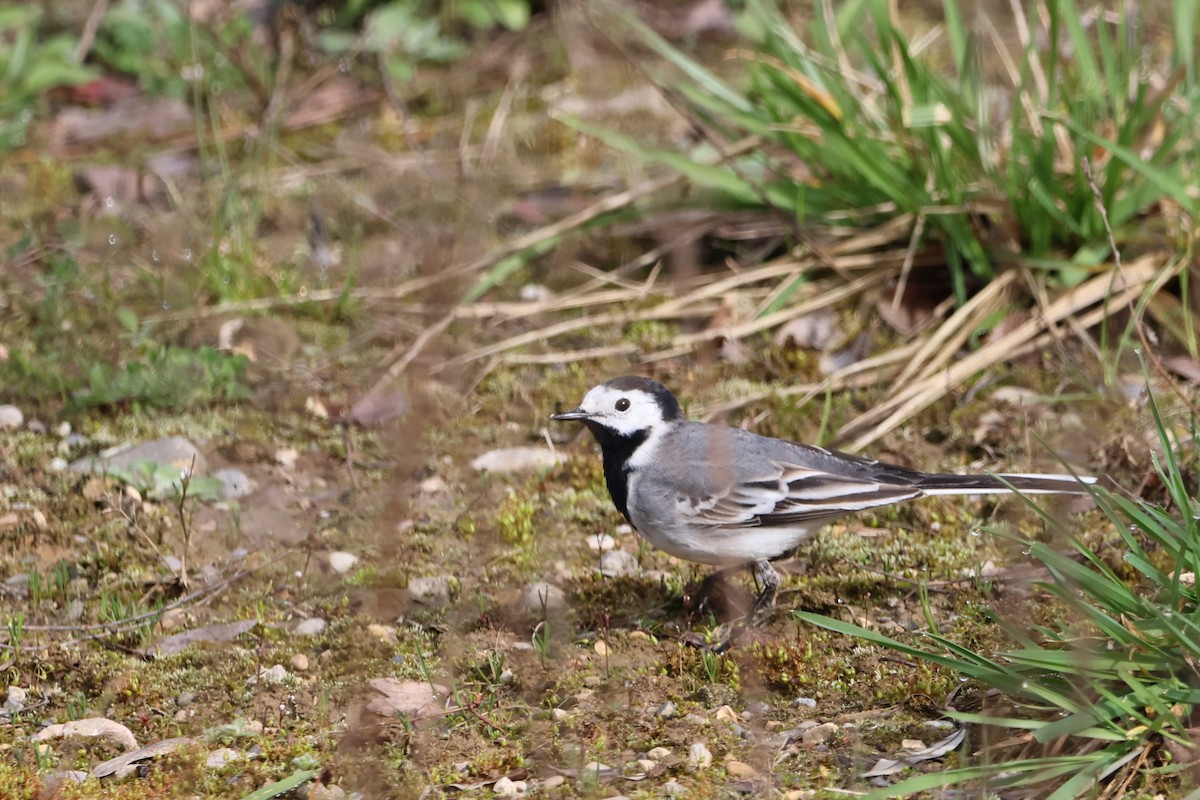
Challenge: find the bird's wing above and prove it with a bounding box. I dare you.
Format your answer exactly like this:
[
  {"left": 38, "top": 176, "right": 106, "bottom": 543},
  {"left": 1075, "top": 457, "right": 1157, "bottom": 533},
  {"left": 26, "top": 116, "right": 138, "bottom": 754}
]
[{"left": 683, "top": 462, "right": 924, "bottom": 528}]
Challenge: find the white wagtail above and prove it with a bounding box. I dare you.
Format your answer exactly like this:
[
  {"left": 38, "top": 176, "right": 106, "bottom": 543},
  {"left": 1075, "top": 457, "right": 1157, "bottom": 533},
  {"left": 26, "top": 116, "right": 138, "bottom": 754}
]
[{"left": 552, "top": 376, "right": 1095, "bottom": 618}]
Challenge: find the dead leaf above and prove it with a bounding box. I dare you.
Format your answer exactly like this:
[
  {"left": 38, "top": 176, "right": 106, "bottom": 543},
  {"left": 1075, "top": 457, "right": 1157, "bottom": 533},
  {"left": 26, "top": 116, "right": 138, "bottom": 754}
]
[
  {"left": 51, "top": 97, "right": 193, "bottom": 148},
  {"left": 90, "top": 737, "right": 194, "bottom": 779},
  {"left": 365, "top": 678, "right": 448, "bottom": 719},
  {"left": 282, "top": 78, "right": 381, "bottom": 130},
  {"left": 774, "top": 309, "right": 837, "bottom": 350},
  {"left": 1163, "top": 355, "right": 1200, "bottom": 383},
  {"left": 35, "top": 718, "right": 139, "bottom": 752},
  {"left": 860, "top": 727, "right": 965, "bottom": 778},
  {"left": 75, "top": 165, "right": 164, "bottom": 209},
  {"left": 151, "top": 619, "right": 257, "bottom": 657},
  {"left": 349, "top": 389, "right": 410, "bottom": 427}
]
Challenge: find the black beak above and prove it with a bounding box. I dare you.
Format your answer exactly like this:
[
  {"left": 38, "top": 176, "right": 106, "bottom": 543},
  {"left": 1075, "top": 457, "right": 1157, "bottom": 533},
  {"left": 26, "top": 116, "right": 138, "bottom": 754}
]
[{"left": 550, "top": 407, "right": 592, "bottom": 422}]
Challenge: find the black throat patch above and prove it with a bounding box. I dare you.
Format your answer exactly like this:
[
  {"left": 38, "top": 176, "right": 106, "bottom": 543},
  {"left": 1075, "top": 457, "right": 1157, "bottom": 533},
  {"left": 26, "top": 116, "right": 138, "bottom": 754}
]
[{"left": 584, "top": 421, "right": 648, "bottom": 524}]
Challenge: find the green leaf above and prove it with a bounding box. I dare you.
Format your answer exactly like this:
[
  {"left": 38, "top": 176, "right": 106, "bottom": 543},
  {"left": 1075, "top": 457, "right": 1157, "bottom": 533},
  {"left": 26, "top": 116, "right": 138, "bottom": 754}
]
[
  {"left": 1047, "top": 114, "right": 1198, "bottom": 216},
  {"left": 239, "top": 770, "right": 320, "bottom": 800}
]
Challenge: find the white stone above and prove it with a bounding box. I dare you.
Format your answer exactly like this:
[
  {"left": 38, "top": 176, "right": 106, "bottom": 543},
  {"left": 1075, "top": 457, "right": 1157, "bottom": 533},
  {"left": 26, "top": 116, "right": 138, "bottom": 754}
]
[
  {"left": 275, "top": 447, "right": 299, "bottom": 469},
  {"left": 328, "top": 552, "right": 358, "bottom": 573},
  {"left": 688, "top": 742, "right": 713, "bottom": 770},
  {"left": 294, "top": 618, "right": 327, "bottom": 636},
  {"left": 587, "top": 534, "right": 615, "bottom": 552},
  {"left": 0, "top": 405, "right": 24, "bottom": 429}
]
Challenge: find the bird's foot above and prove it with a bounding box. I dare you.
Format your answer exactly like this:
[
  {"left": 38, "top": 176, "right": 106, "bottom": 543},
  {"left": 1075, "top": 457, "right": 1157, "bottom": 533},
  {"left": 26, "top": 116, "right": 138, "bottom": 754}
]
[{"left": 749, "top": 560, "right": 780, "bottom": 627}]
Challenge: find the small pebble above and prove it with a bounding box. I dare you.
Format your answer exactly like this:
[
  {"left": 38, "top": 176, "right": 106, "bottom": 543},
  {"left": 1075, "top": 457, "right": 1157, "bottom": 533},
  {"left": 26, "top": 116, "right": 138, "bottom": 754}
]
[
  {"left": 725, "top": 760, "right": 757, "bottom": 778},
  {"left": 541, "top": 775, "right": 565, "bottom": 789},
  {"left": 30, "top": 509, "right": 47, "bottom": 529},
  {"left": 471, "top": 447, "right": 564, "bottom": 473},
  {"left": 520, "top": 582, "right": 566, "bottom": 616},
  {"left": 647, "top": 746, "right": 671, "bottom": 760},
  {"left": 248, "top": 664, "right": 290, "bottom": 685},
  {"left": 663, "top": 780, "right": 687, "bottom": 798},
  {"left": 4, "top": 686, "right": 27, "bottom": 714},
  {"left": 290, "top": 654, "right": 309, "bottom": 671},
  {"left": 176, "top": 691, "right": 196, "bottom": 707},
  {"left": 0, "top": 405, "right": 24, "bottom": 429},
  {"left": 212, "top": 468, "right": 254, "bottom": 499},
  {"left": 581, "top": 761, "right": 609, "bottom": 774},
  {"left": 329, "top": 552, "right": 358, "bottom": 574},
  {"left": 802, "top": 722, "right": 839, "bottom": 745},
  {"left": 587, "top": 533, "right": 615, "bottom": 552},
  {"left": 794, "top": 697, "right": 817, "bottom": 708},
  {"left": 54, "top": 421, "right": 71, "bottom": 438},
  {"left": 294, "top": 618, "right": 327, "bottom": 636},
  {"left": 419, "top": 475, "right": 446, "bottom": 493},
  {"left": 599, "top": 550, "right": 638, "bottom": 577},
  {"left": 48, "top": 457, "right": 68, "bottom": 472},
  {"left": 688, "top": 742, "right": 713, "bottom": 770},
  {"left": 593, "top": 640, "right": 610, "bottom": 657},
  {"left": 309, "top": 785, "right": 347, "bottom": 800},
  {"left": 206, "top": 748, "right": 240, "bottom": 768},
  {"left": 713, "top": 705, "right": 738, "bottom": 723},
  {"left": 655, "top": 701, "right": 677, "bottom": 719},
  {"left": 367, "top": 624, "right": 398, "bottom": 645},
  {"left": 634, "top": 759, "right": 656, "bottom": 773},
  {"left": 551, "top": 708, "right": 569, "bottom": 721},
  {"left": 492, "top": 776, "right": 520, "bottom": 796},
  {"left": 408, "top": 575, "right": 455, "bottom": 607},
  {"left": 275, "top": 447, "right": 299, "bottom": 469}
]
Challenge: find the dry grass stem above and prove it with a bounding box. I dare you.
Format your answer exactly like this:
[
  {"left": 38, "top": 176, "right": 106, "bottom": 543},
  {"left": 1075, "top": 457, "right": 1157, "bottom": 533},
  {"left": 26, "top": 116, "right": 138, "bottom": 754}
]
[{"left": 839, "top": 253, "right": 1172, "bottom": 451}]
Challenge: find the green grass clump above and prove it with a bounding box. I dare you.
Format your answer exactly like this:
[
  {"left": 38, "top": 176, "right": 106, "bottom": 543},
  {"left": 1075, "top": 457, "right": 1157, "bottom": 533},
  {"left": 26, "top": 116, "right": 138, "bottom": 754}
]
[
  {"left": 579, "top": 0, "right": 1198, "bottom": 302},
  {"left": 68, "top": 344, "right": 249, "bottom": 412},
  {"left": 799, "top": 384, "right": 1200, "bottom": 797}
]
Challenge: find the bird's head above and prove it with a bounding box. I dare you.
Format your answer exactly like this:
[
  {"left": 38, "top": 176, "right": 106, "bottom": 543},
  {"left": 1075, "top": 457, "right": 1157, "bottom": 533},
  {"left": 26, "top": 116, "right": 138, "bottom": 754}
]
[{"left": 551, "top": 376, "right": 683, "bottom": 438}]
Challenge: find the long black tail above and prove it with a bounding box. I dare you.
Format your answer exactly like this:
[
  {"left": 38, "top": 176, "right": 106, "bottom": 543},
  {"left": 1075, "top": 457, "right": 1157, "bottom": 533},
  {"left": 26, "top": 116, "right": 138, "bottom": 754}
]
[{"left": 916, "top": 472, "right": 1096, "bottom": 496}]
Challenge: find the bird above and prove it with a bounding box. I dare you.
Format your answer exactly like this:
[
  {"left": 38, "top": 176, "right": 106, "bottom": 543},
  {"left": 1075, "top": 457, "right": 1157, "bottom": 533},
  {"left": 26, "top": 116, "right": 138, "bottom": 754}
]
[{"left": 551, "top": 375, "right": 1095, "bottom": 619}]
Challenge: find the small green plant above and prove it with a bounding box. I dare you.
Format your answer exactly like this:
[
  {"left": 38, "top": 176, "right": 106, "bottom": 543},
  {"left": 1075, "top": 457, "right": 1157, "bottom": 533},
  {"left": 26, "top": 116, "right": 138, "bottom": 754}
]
[
  {"left": 471, "top": 649, "right": 508, "bottom": 687},
  {"left": 0, "top": 5, "right": 96, "bottom": 151},
  {"left": 25, "top": 569, "right": 43, "bottom": 607},
  {"left": 93, "top": 0, "right": 257, "bottom": 100},
  {"left": 101, "top": 459, "right": 225, "bottom": 502},
  {"left": 65, "top": 692, "right": 88, "bottom": 721},
  {"left": 318, "top": 0, "right": 531, "bottom": 88},
  {"left": 69, "top": 341, "right": 250, "bottom": 412},
  {"left": 699, "top": 648, "right": 720, "bottom": 684},
  {"left": 7, "top": 611, "right": 25, "bottom": 651},
  {"left": 532, "top": 621, "right": 551, "bottom": 665},
  {"left": 497, "top": 489, "right": 536, "bottom": 546},
  {"left": 50, "top": 561, "right": 70, "bottom": 602}
]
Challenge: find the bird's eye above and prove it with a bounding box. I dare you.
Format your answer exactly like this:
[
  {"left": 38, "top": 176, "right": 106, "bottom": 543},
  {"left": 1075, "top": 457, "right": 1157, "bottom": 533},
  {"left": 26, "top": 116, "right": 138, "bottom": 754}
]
[{"left": 615, "top": 398, "right": 630, "bottom": 412}]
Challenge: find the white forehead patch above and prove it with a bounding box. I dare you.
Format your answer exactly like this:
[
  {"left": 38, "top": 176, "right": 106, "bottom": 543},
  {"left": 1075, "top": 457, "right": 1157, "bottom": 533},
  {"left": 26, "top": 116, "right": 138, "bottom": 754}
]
[{"left": 581, "top": 386, "right": 666, "bottom": 436}]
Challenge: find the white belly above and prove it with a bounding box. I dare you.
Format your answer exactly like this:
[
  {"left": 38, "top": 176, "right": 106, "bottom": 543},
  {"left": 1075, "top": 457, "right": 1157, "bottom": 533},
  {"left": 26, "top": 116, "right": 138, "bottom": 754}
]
[{"left": 628, "top": 509, "right": 817, "bottom": 566}]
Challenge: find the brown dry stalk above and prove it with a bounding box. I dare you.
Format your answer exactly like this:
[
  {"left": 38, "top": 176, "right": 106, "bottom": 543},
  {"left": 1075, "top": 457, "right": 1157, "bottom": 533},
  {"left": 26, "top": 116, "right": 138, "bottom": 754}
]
[{"left": 838, "top": 253, "right": 1173, "bottom": 452}]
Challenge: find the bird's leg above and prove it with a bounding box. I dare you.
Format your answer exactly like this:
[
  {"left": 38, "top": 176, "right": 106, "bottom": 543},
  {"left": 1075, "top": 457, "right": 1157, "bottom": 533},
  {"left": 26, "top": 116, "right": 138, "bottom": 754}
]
[
  {"left": 750, "top": 560, "right": 780, "bottom": 624},
  {"left": 687, "top": 566, "right": 738, "bottom": 619}
]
